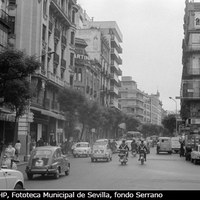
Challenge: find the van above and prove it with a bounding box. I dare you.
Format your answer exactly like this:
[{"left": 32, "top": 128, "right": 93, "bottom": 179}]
[
  {"left": 171, "top": 137, "right": 180, "bottom": 153},
  {"left": 157, "top": 137, "right": 172, "bottom": 154}
]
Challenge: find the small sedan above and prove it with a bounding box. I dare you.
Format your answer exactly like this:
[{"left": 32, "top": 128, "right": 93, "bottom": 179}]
[
  {"left": 91, "top": 144, "right": 112, "bottom": 162},
  {"left": 73, "top": 142, "right": 91, "bottom": 158},
  {"left": 0, "top": 167, "right": 24, "bottom": 189},
  {"left": 25, "top": 146, "right": 70, "bottom": 180}
]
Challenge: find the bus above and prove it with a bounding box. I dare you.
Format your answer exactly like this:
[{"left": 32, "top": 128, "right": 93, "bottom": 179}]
[{"left": 126, "top": 131, "right": 143, "bottom": 140}]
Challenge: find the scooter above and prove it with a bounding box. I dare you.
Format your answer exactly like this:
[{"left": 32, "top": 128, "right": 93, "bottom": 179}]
[
  {"left": 139, "top": 150, "right": 146, "bottom": 165},
  {"left": 131, "top": 149, "right": 137, "bottom": 157},
  {"left": 118, "top": 149, "right": 128, "bottom": 165}
]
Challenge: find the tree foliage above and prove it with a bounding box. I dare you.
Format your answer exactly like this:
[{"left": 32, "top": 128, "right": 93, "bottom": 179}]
[
  {"left": 162, "top": 114, "right": 176, "bottom": 136},
  {"left": 0, "top": 48, "right": 40, "bottom": 142}
]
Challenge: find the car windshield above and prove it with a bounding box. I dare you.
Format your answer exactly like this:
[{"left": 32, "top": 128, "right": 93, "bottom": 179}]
[
  {"left": 95, "top": 141, "right": 107, "bottom": 146},
  {"left": 77, "top": 143, "right": 89, "bottom": 147}
]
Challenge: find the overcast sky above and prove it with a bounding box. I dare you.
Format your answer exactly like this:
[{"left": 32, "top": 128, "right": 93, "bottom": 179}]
[{"left": 77, "top": 0, "right": 190, "bottom": 111}]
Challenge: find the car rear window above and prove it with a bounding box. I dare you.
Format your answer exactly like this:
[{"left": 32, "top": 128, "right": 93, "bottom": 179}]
[
  {"left": 33, "top": 150, "right": 52, "bottom": 158},
  {"left": 77, "top": 143, "right": 89, "bottom": 147}
]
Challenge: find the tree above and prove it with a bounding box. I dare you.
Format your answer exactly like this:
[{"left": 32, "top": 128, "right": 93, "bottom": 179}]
[
  {"left": 123, "top": 114, "right": 141, "bottom": 132},
  {"left": 57, "top": 87, "right": 86, "bottom": 140},
  {"left": 162, "top": 114, "right": 176, "bottom": 136},
  {"left": 0, "top": 49, "right": 40, "bottom": 143},
  {"left": 140, "top": 123, "right": 164, "bottom": 138}
]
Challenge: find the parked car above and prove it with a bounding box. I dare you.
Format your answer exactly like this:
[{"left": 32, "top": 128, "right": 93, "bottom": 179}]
[
  {"left": 73, "top": 142, "right": 91, "bottom": 158},
  {"left": 157, "top": 137, "right": 172, "bottom": 154},
  {"left": 0, "top": 167, "right": 24, "bottom": 189},
  {"left": 191, "top": 144, "right": 200, "bottom": 165},
  {"left": 91, "top": 144, "right": 112, "bottom": 162},
  {"left": 171, "top": 137, "right": 181, "bottom": 153},
  {"left": 25, "top": 146, "right": 70, "bottom": 180}
]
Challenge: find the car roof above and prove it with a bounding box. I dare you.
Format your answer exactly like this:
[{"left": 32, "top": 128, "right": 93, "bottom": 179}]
[
  {"left": 159, "top": 137, "right": 171, "bottom": 139},
  {"left": 76, "top": 142, "right": 89, "bottom": 144},
  {"left": 34, "top": 146, "right": 60, "bottom": 152}
]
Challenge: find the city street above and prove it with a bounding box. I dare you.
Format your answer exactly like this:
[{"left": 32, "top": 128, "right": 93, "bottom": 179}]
[{"left": 19, "top": 147, "right": 200, "bottom": 190}]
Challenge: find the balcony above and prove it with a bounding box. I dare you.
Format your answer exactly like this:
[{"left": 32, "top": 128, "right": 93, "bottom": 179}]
[
  {"left": 54, "top": 28, "right": 60, "bottom": 41},
  {"left": 51, "top": 0, "right": 73, "bottom": 27},
  {"left": 109, "top": 86, "right": 119, "bottom": 95},
  {"left": 0, "top": 9, "right": 10, "bottom": 28},
  {"left": 47, "top": 71, "right": 65, "bottom": 87},
  {"left": 111, "top": 35, "right": 122, "bottom": 54},
  {"left": 183, "top": 68, "right": 200, "bottom": 77},
  {"left": 61, "top": 59, "right": 66, "bottom": 69},
  {"left": 184, "top": 45, "right": 200, "bottom": 54},
  {"left": 53, "top": 53, "right": 59, "bottom": 64},
  {"left": 75, "top": 58, "right": 90, "bottom": 66},
  {"left": 181, "top": 80, "right": 200, "bottom": 99},
  {"left": 110, "top": 72, "right": 119, "bottom": 83},
  {"left": 61, "top": 35, "right": 67, "bottom": 46}
]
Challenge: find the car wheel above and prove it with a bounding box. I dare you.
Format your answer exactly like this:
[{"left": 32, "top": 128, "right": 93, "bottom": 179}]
[
  {"left": 27, "top": 173, "right": 33, "bottom": 180},
  {"left": 14, "top": 183, "right": 23, "bottom": 190},
  {"left": 110, "top": 156, "right": 112, "bottom": 161},
  {"left": 91, "top": 158, "right": 94, "bottom": 162},
  {"left": 54, "top": 168, "right": 60, "bottom": 179},
  {"left": 194, "top": 159, "right": 197, "bottom": 165}
]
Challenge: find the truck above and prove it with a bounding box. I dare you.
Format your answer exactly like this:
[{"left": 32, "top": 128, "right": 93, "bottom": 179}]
[
  {"left": 171, "top": 137, "right": 180, "bottom": 153},
  {"left": 191, "top": 145, "right": 200, "bottom": 165}
]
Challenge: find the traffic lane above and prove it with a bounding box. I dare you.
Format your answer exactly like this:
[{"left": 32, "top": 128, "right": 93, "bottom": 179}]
[{"left": 23, "top": 149, "right": 200, "bottom": 190}]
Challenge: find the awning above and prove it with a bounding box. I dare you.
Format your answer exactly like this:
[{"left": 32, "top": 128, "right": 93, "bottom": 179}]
[{"left": 0, "top": 112, "right": 16, "bottom": 122}]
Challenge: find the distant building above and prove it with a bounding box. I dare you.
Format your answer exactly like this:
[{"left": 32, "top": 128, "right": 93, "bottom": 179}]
[{"left": 119, "top": 76, "right": 163, "bottom": 125}]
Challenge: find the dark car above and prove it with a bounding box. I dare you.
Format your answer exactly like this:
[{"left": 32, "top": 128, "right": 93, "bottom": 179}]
[{"left": 25, "top": 146, "right": 70, "bottom": 180}]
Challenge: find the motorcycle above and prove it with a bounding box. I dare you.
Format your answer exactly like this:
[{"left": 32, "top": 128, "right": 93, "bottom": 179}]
[
  {"left": 1, "top": 155, "right": 19, "bottom": 169},
  {"left": 139, "top": 150, "right": 146, "bottom": 165},
  {"left": 131, "top": 149, "right": 137, "bottom": 157},
  {"left": 118, "top": 149, "right": 128, "bottom": 165}
]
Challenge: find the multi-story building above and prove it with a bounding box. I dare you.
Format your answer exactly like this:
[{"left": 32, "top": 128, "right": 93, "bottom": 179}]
[
  {"left": 76, "top": 28, "right": 111, "bottom": 107},
  {"left": 119, "top": 76, "right": 163, "bottom": 125},
  {"left": 74, "top": 37, "right": 101, "bottom": 102},
  {"left": 6, "top": 0, "right": 79, "bottom": 154},
  {"left": 181, "top": 0, "right": 200, "bottom": 132},
  {"left": 89, "top": 21, "right": 123, "bottom": 109},
  {"left": 119, "top": 76, "right": 145, "bottom": 122},
  {"left": 0, "top": 0, "right": 10, "bottom": 51},
  {"left": 149, "top": 92, "right": 162, "bottom": 125}
]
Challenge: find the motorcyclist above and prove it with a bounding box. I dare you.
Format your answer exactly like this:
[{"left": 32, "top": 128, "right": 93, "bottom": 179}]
[
  {"left": 138, "top": 140, "right": 148, "bottom": 161},
  {"left": 119, "top": 140, "right": 129, "bottom": 158},
  {"left": 131, "top": 139, "right": 138, "bottom": 154}
]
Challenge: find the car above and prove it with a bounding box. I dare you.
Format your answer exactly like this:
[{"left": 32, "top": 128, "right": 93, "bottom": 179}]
[
  {"left": 157, "top": 137, "right": 172, "bottom": 154},
  {"left": 95, "top": 139, "right": 109, "bottom": 146},
  {"left": 0, "top": 167, "right": 24, "bottom": 189},
  {"left": 73, "top": 142, "right": 91, "bottom": 158},
  {"left": 25, "top": 146, "right": 70, "bottom": 180},
  {"left": 91, "top": 144, "right": 112, "bottom": 162}
]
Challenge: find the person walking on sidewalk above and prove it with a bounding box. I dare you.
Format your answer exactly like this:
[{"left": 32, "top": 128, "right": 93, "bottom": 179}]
[{"left": 15, "top": 140, "right": 21, "bottom": 161}]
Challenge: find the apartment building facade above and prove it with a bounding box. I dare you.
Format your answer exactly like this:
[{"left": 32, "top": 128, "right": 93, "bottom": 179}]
[
  {"left": 89, "top": 21, "right": 123, "bottom": 109},
  {"left": 119, "top": 76, "right": 163, "bottom": 125},
  {"left": 6, "top": 0, "right": 79, "bottom": 154},
  {"left": 181, "top": 0, "right": 200, "bottom": 132},
  {"left": 74, "top": 37, "right": 101, "bottom": 102},
  {"left": 76, "top": 28, "right": 111, "bottom": 107}
]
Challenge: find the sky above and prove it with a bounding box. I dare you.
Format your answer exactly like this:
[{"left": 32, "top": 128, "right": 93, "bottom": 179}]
[{"left": 77, "top": 0, "right": 190, "bottom": 112}]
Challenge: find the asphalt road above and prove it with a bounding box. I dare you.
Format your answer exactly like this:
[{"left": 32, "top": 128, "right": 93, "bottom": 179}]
[{"left": 19, "top": 147, "right": 200, "bottom": 190}]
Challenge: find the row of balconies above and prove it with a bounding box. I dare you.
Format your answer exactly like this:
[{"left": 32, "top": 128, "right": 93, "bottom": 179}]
[
  {"left": 181, "top": 80, "right": 200, "bottom": 99},
  {"left": 111, "top": 60, "right": 122, "bottom": 76},
  {"left": 111, "top": 48, "right": 122, "bottom": 64},
  {"left": 0, "top": 9, "right": 10, "bottom": 28},
  {"left": 111, "top": 35, "right": 123, "bottom": 54}
]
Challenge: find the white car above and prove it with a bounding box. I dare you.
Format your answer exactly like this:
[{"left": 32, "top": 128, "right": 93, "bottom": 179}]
[
  {"left": 73, "top": 142, "right": 91, "bottom": 158},
  {"left": 0, "top": 167, "right": 24, "bottom": 189}
]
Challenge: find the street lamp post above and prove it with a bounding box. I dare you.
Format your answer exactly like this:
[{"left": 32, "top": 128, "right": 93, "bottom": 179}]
[
  {"left": 169, "top": 97, "right": 178, "bottom": 136},
  {"left": 24, "top": 51, "right": 55, "bottom": 161}
]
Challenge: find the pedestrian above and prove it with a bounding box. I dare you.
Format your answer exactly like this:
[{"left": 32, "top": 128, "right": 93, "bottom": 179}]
[
  {"left": 30, "top": 139, "right": 36, "bottom": 152},
  {"left": 51, "top": 138, "right": 57, "bottom": 146},
  {"left": 37, "top": 137, "right": 44, "bottom": 147},
  {"left": 14, "top": 140, "right": 21, "bottom": 160}
]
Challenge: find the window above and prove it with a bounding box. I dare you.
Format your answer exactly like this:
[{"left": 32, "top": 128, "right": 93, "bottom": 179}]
[
  {"left": 53, "top": 65, "right": 57, "bottom": 75},
  {"left": 72, "top": 10, "right": 75, "bottom": 24},
  {"left": 41, "top": 55, "right": 45, "bottom": 71},
  {"left": 70, "top": 53, "right": 74, "bottom": 66},
  {"left": 70, "top": 31, "right": 74, "bottom": 45},
  {"left": 42, "top": 24, "right": 46, "bottom": 41},
  {"left": 0, "top": 30, "right": 8, "bottom": 48},
  {"left": 9, "top": 16, "right": 15, "bottom": 34},
  {"left": 9, "top": 0, "right": 16, "bottom": 5},
  {"left": 70, "top": 75, "right": 73, "bottom": 86},
  {"left": 61, "top": 69, "right": 64, "bottom": 80},
  {"left": 78, "top": 68, "right": 82, "bottom": 82},
  {"left": 43, "top": 0, "right": 47, "bottom": 16}
]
